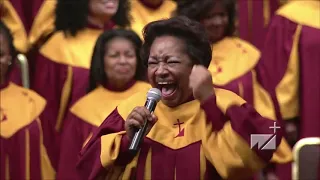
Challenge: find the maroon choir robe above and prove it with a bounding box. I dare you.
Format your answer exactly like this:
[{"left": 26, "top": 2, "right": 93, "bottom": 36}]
[
  {"left": 0, "top": 82, "right": 55, "bottom": 180},
  {"left": 237, "top": 0, "right": 281, "bottom": 50},
  {"left": 76, "top": 88, "right": 285, "bottom": 180},
  {"left": 31, "top": 23, "right": 115, "bottom": 170},
  {"left": 256, "top": 1, "right": 320, "bottom": 179},
  {"left": 57, "top": 81, "right": 151, "bottom": 180}
]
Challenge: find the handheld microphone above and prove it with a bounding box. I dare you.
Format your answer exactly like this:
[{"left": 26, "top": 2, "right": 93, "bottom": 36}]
[{"left": 128, "top": 88, "right": 161, "bottom": 154}]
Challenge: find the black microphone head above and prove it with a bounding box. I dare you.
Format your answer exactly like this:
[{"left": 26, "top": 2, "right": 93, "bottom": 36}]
[{"left": 147, "top": 88, "right": 162, "bottom": 102}]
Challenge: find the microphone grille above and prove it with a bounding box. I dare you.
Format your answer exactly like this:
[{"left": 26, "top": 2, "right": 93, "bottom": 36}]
[{"left": 147, "top": 88, "right": 162, "bottom": 102}]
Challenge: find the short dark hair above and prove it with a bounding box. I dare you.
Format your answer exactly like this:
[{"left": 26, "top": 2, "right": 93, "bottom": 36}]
[
  {"left": 55, "top": 0, "right": 131, "bottom": 36},
  {"left": 0, "top": 21, "right": 16, "bottom": 75},
  {"left": 174, "top": 0, "right": 236, "bottom": 37},
  {"left": 88, "top": 29, "right": 145, "bottom": 92},
  {"left": 141, "top": 16, "right": 212, "bottom": 68}
]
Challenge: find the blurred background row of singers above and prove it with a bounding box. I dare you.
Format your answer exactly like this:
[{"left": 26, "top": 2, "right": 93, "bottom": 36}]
[{"left": 1, "top": 0, "right": 319, "bottom": 179}]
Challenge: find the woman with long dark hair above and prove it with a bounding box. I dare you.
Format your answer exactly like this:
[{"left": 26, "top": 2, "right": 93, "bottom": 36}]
[
  {"left": 31, "top": 0, "right": 131, "bottom": 172},
  {"left": 76, "top": 16, "right": 285, "bottom": 180},
  {"left": 57, "top": 29, "right": 149, "bottom": 179},
  {"left": 174, "top": 0, "right": 292, "bottom": 179},
  {"left": 0, "top": 21, "right": 55, "bottom": 180}
]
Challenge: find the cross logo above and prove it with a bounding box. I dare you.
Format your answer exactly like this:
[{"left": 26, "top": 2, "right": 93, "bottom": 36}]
[
  {"left": 211, "top": 60, "right": 222, "bottom": 76},
  {"left": 0, "top": 107, "right": 7, "bottom": 122},
  {"left": 174, "top": 119, "right": 184, "bottom": 137}
]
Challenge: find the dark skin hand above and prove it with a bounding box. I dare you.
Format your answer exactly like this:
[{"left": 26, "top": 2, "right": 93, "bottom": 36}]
[{"left": 125, "top": 106, "right": 158, "bottom": 141}]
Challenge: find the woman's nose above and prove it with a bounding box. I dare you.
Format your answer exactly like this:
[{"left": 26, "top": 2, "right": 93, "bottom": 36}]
[
  {"left": 155, "top": 63, "right": 169, "bottom": 77},
  {"left": 118, "top": 55, "right": 126, "bottom": 64}
]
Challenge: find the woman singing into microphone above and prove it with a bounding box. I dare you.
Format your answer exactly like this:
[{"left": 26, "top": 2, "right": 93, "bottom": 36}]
[{"left": 77, "top": 16, "right": 285, "bottom": 180}]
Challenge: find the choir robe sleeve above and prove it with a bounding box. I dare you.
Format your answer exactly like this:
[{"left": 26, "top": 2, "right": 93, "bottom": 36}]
[
  {"left": 199, "top": 90, "right": 284, "bottom": 180},
  {"left": 0, "top": 83, "right": 55, "bottom": 180},
  {"left": 208, "top": 37, "right": 292, "bottom": 165},
  {"left": 76, "top": 110, "right": 131, "bottom": 180}
]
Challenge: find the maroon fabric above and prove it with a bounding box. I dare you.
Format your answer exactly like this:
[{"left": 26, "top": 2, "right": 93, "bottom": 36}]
[
  {"left": 32, "top": 53, "right": 68, "bottom": 127},
  {"left": 298, "top": 25, "right": 320, "bottom": 138},
  {"left": 87, "top": 21, "right": 116, "bottom": 31},
  {"left": 32, "top": 53, "right": 68, "bottom": 170},
  {"left": 138, "top": 0, "right": 164, "bottom": 10},
  {"left": 214, "top": 70, "right": 254, "bottom": 105},
  {"left": 77, "top": 137, "right": 105, "bottom": 180},
  {"left": 150, "top": 140, "right": 176, "bottom": 180},
  {"left": 57, "top": 113, "right": 96, "bottom": 180},
  {"left": 200, "top": 95, "right": 227, "bottom": 131},
  {"left": 67, "top": 66, "right": 89, "bottom": 108},
  {"left": 0, "top": 138, "right": 5, "bottom": 180},
  {"left": 103, "top": 79, "right": 136, "bottom": 92},
  {"left": 135, "top": 141, "right": 150, "bottom": 180},
  {"left": 255, "top": 15, "right": 297, "bottom": 125},
  {"left": 30, "top": 0, "right": 44, "bottom": 23},
  {"left": 8, "top": 63, "right": 22, "bottom": 86},
  {"left": 256, "top": 15, "right": 297, "bottom": 92},
  {"left": 8, "top": 0, "right": 30, "bottom": 33},
  {"left": 256, "top": 15, "right": 320, "bottom": 179},
  {"left": 0, "top": 120, "right": 43, "bottom": 180},
  {"left": 77, "top": 109, "right": 126, "bottom": 180},
  {"left": 0, "top": 80, "right": 9, "bottom": 90},
  {"left": 238, "top": 0, "right": 280, "bottom": 50}
]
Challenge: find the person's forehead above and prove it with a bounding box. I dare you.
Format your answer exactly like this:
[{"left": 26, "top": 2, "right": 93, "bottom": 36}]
[{"left": 150, "top": 36, "right": 185, "bottom": 52}]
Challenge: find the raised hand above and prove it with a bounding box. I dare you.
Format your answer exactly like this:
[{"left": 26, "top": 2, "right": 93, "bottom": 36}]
[{"left": 188, "top": 65, "right": 215, "bottom": 103}]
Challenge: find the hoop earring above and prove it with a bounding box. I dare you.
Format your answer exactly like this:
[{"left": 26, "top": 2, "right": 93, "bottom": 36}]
[{"left": 8, "top": 61, "right": 12, "bottom": 66}]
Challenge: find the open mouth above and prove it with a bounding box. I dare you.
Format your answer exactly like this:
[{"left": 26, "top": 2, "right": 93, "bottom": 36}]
[{"left": 157, "top": 82, "right": 177, "bottom": 99}]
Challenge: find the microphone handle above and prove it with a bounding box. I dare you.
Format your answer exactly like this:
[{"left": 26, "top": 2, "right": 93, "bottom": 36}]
[{"left": 128, "top": 99, "right": 157, "bottom": 154}]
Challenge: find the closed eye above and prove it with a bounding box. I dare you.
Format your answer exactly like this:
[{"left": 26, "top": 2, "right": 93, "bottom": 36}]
[{"left": 168, "top": 61, "right": 180, "bottom": 63}]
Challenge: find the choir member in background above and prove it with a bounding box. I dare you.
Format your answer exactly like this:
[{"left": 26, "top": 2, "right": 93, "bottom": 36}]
[
  {"left": 76, "top": 16, "right": 285, "bottom": 180},
  {"left": 1, "top": 0, "right": 56, "bottom": 84},
  {"left": 236, "top": 0, "right": 281, "bottom": 51},
  {"left": 130, "top": 0, "right": 176, "bottom": 39},
  {"left": 175, "top": 1, "right": 292, "bottom": 178},
  {"left": 57, "top": 29, "right": 150, "bottom": 180},
  {"left": 0, "top": 21, "right": 55, "bottom": 180},
  {"left": 256, "top": 0, "right": 320, "bottom": 179},
  {"left": 31, "top": 0, "right": 131, "bottom": 172}
]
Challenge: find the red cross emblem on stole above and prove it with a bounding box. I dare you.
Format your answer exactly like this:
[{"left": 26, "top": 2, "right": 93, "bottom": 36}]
[
  {"left": 211, "top": 60, "right": 222, "bottom": 76},
  {"left": 174, "top": 119, "right": 184, "bottom": 138},
  {"left": 0, "top": 107, "right": 7, "bottom": 122}
]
